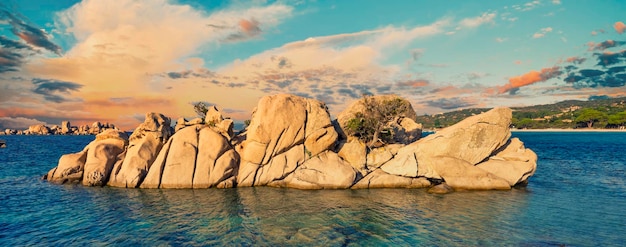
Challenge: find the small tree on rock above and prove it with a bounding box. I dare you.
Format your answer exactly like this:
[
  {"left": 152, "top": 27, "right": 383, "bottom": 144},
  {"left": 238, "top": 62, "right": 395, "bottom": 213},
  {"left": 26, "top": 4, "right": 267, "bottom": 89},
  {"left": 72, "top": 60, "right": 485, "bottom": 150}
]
[
  {"left": 192, "top": 102, "right": 210, "bottom": 119},
  {"left": 344, "top": 95, "right": 412, "bottom": 148}
]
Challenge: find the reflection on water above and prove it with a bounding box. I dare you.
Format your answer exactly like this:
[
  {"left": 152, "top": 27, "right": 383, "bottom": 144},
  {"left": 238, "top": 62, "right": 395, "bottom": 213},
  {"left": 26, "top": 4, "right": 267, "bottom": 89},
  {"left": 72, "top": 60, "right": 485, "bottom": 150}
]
[
  {"left": 1, "top": 133, "right": 625, "bottom": 246},
  {"left": 2, "top": 182, "right": 536, "bottom": 246}
]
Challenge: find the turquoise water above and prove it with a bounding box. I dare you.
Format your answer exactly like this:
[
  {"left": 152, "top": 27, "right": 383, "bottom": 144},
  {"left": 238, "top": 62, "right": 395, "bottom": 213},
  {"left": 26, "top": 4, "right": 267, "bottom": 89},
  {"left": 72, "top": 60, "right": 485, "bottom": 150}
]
[{"left": 0, "top": 133, "right": 624, "bottom": 246}]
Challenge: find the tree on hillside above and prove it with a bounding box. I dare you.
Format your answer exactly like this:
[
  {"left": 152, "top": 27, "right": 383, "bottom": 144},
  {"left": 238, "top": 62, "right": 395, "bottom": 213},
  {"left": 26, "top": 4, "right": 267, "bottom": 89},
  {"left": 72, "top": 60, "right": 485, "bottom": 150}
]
[
  {"left": 192, "top": 102, "right": 210, "bottom": 118},
  {"left": 608, "top": 112, "right": 626, "bottom": 128},
  {"left": 514, "top": 118, "right": 535, "bottom": 129},
  {"left": 345, "top": 95, "right": 412, "bottom": 148},
  {"left": 575, "top": 108, "right": 608, "bottom": 128}
]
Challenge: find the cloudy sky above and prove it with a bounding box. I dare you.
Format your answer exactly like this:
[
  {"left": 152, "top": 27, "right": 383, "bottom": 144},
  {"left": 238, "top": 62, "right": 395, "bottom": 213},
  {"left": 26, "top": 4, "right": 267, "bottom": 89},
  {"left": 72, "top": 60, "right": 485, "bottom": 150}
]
[{"left": 1, "top": 0, "right": 625, "bottom": 130}]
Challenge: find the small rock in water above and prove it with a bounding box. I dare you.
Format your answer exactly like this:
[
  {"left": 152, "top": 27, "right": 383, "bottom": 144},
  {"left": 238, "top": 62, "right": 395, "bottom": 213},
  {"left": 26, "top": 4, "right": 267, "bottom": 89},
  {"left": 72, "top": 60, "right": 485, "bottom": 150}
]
[{"left": 427, "top": 183, "right": 454, "bottom": 194}]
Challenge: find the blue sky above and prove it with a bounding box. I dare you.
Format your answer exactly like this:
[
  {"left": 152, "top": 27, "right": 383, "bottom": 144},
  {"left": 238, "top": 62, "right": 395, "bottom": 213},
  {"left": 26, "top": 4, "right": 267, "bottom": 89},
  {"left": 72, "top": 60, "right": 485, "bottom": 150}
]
[{"left": 1, "top": 0, "right": 625, "bottom": 130}]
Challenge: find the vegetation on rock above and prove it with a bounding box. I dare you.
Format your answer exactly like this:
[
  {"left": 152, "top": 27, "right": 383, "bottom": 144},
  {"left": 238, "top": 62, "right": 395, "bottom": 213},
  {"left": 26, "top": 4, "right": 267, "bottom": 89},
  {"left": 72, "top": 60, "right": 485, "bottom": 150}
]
[
  {"left": 192, "top": 101, "right": 210, "bottom": 118},
  {"left": 344, "top": 95, "right": 412, "bottom": 147}
]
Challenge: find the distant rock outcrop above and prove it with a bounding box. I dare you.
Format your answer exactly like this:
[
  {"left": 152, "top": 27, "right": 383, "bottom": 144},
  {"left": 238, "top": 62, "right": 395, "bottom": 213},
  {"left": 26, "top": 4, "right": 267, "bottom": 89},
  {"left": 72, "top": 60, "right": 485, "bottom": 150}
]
[
  {"left": 3, "top": 121, "right": 119, "bottom": 136},
  {"left": 44, "top": 94, "right": 538, "bottom": 193}
]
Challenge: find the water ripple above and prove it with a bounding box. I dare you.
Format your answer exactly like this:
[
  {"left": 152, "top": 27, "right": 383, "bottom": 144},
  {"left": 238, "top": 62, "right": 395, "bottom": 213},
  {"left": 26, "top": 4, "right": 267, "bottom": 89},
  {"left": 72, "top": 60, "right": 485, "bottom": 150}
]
[{"left": 0, "top": 134, "right": 625, "bottom": 245}]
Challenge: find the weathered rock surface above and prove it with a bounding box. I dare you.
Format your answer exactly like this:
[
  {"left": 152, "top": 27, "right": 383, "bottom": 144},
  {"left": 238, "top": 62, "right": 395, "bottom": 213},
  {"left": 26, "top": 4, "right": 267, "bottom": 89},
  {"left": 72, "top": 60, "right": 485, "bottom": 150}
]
[
  {"left": 476, "top": 138, "right": 537, "bottom": 186},
  {"left": 337, "top": 139, "right": 367, "bottom": 173},
  {"left": 415, "top": 107, "right": 512, "bottom": 165},
  {"left": 61, "top": 121, "right": 71, "bottom": 134},
  {"left": 352, "top": 169, "right": 431, "bottom": 189},
  {"left": 44, "top": 94, "right": 538, "bottom": 193},
  {"left": 28, "top": 124, "right": 50, "bottom": 135},
  {"left": 108, "top": 113, "right": 173, "bottom": 188},
  {"left": 272, "top": 151, "right": 358, "bottom": 189},
  {"left": 378, "top": 107, "right": 523, "bottom": 190},
  {"left": 391, "top": 117, "right": 422, "bottom": 144},
  {"left": 46, "top": 129, "right": 128, "bottom": 185},
  {"left": 140, "top": 125, "right": 237, "bottom": 189},
  {"left": 82, "top": 130, "right": 128, "bottom": 186},
  {"left": 429, "top": 156, "right": 511, "bottom": 190},
  {"left": 46, "top": 149, "right": 88, "bottom": 184},
  {"left": 366, "top": 145, "right": 400, "bottom": 170},
  {"left": 237, "top": 94, "right": 338, "bottom": 187}
]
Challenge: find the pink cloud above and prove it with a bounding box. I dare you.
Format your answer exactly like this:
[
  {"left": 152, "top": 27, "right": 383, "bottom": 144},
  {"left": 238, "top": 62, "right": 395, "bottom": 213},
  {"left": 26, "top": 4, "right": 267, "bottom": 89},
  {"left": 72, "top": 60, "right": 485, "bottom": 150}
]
[
  {"left": 565, "top": 56, "right": 586, "bottom": 64},
  {"left": 614, "top": 21, "right": 626, "bottom": 34},
  {"left": 495, "top": 66, "right": 562, "bottom": 94}
]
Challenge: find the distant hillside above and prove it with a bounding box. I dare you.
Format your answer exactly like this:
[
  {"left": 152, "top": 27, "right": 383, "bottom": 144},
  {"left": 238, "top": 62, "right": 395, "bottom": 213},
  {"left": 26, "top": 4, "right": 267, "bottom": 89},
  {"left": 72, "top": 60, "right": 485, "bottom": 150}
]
[{"left": 415, "top": 97, "right": 626, "bottom": 129}]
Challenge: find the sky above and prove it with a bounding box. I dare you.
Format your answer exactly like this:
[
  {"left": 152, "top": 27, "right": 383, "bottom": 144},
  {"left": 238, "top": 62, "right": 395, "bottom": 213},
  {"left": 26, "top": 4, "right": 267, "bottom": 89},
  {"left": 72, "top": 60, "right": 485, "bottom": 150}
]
[{"left": 1, "top": 0, "right": 625, "bottom": 130}]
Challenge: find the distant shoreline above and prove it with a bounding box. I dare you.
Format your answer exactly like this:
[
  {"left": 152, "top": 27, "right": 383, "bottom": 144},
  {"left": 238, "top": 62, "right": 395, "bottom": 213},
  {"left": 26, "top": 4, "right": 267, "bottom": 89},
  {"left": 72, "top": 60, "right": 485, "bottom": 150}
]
[
  {"left": 510, "top": 128, "right": 626, "bottom": 132},
  {"left": 423, "top": 128, "right": 626, "bottom": 133}
]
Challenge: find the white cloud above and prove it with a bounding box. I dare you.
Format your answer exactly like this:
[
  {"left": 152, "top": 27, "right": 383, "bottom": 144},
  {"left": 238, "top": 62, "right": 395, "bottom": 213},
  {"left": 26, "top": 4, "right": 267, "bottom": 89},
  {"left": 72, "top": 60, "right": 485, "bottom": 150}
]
[
  {"left": 20, "top": 0, "right": 294, "bottom": 128},
  {"left": 211, "top": 18, "right": 453, "bottom": 110},
  {"left": 459, "top": 12, "right": 497, "bottom": 28},
  {"left": 523, "top": 0, "right": 541, "bottom": 11},
  {"left": 552, "top": 0, "right": 561, "bottom": 5},
  {"left": 495, "top": 37, "right": 507, "bottom": 42},
  {"left": 31, "top": 0, "right": 293, "bottom": 93},
  {"left": 532, "top": 27, "right": 553, "bottom": 38}
]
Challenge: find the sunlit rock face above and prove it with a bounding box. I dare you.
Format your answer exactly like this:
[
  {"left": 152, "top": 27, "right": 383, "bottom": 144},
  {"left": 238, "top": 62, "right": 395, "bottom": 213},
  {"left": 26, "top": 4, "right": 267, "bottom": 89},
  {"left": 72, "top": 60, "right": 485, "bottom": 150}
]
[
  {"left": 236, "top": 94, "right": 338, "bottom": 187},
  {"left": 108, "top": 113, "right": 173, "bottom": 188},
  {"left": 44, "top": 94, "right": 538, "bottom": 193},
  {"left": 46, "top": 129, "right": 129, "bottom": 186}
]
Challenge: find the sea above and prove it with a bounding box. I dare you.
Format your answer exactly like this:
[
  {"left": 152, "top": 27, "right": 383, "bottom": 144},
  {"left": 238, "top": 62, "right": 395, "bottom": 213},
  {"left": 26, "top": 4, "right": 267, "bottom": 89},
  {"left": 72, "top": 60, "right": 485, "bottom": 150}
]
[{"left": 0, "top": 132, "right": 624, "bottom": 246}]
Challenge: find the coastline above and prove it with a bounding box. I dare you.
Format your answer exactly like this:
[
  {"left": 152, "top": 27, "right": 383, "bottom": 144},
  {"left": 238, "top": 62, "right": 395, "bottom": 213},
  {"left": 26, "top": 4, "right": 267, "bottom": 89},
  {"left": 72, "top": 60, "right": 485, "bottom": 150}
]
[
  {"left": 423, "top": 128, "right": 626, "bottom": 133},
  {"left": 510, "top": 128, "right": 626, "bottom": 132}
]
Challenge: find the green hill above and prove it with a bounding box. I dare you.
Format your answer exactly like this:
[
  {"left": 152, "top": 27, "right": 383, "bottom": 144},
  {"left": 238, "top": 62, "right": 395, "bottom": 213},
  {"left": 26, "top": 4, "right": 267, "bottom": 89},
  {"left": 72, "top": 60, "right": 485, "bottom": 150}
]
[{"left": 415, "top": 97, "right": 626, "bottom": 130}]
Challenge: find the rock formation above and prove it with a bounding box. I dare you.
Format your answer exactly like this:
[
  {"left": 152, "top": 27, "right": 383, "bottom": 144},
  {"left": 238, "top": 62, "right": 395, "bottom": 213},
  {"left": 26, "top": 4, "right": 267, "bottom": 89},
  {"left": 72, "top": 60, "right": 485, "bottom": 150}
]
[
  {"left": 44, "top": 94, "right": 538, "bottom": 193},
  {"left": 46, "top": 129, "right": 129, "bottom": 184},
  {"left": 107, "top": 113, "right": 173, "bottom": 188},
  {"left": 2, "top": 121, "right": 118, "bottom": 136}
]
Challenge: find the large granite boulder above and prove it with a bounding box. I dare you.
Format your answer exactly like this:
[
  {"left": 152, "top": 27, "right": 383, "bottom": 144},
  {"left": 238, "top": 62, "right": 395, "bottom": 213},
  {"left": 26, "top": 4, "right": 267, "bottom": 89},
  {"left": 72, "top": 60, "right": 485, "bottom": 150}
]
[
  {"left": 108, "top": 113, "right": 173, "bottom": 188},
  {"left": 46, "top": 129, "right": 129, "bottom": 185},
  {"left": 82, "top": 130, "right": 129, "bottom": 186},
  {"left": 476, "top": 138, "right": 538, "bottom": 186},
  {"left": 337, "top": 139, "right": 367, "bottom": 173},
  {"left": 351, "top": 169, "right": 431, "bottom": 189},
  {"left": 61, "top": 121, "right": 71, "bottom": 135},
  {"left": 378, "top": 107, "right": 520, "bottom": 190},
  {"left": 414, "top": 107, "right": 512, "bottom": 165},
  {"left": 28, "top": 124, "right": 50, "bottom": 135},
  {"left": 271, "top": 151, "right": 358, "bottom": 189},
  {"left": 140, "top": 125, "right": 238, "bottom": 189},
  {"left": 46, "top": 148, "right": 88, "bottom": 184},
  {"left": 381, "top": 107, "right": 513, "bottom": 179},
  {"left": 236, "top": 94, "right": 338, "bottom": 187},
  {"left": 428, "top": 156, "right": 511, "bottom": 190}
]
